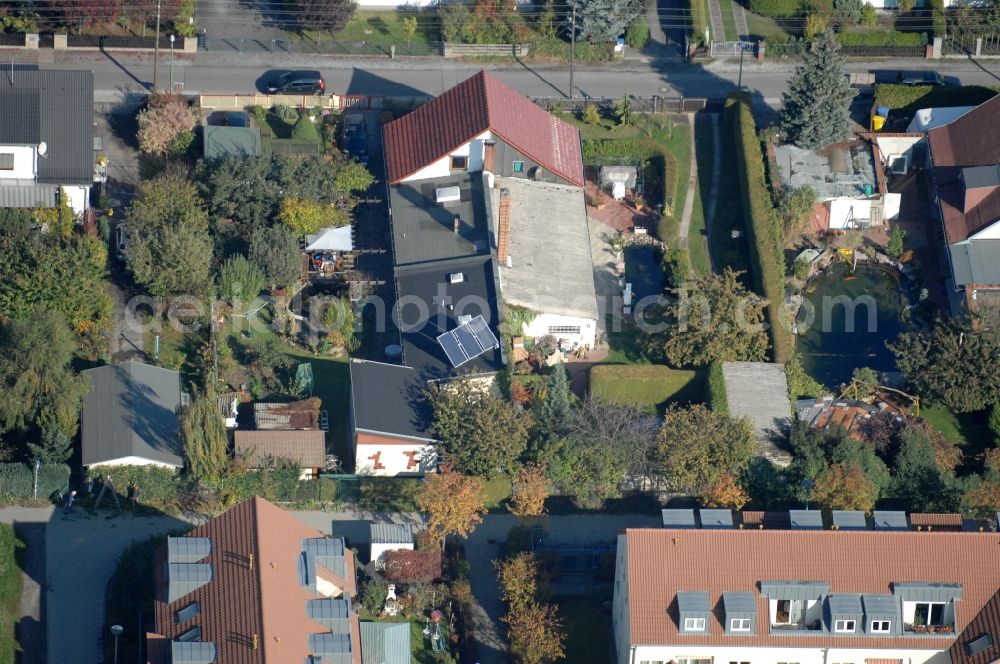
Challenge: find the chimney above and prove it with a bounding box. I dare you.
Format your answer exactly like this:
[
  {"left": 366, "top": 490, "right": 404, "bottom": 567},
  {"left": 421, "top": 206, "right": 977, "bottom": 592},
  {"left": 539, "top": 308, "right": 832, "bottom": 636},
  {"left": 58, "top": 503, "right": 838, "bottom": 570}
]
[
  {"left": 498, "top": 188, "right": 511, "bottom": 266},
  {"left": 452, "top": 215, "right": 461, "bottom": 234}
]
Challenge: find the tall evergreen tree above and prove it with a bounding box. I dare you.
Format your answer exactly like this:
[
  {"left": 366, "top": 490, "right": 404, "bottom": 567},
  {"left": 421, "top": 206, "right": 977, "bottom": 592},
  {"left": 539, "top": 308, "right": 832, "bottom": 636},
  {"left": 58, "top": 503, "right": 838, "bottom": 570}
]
[
  {"left": 569, "top": 0, "right": 646, "bottom": 42},
  {"left": 534, "top": 363, "right": 571, "bottom": 444},
  {"left": 27, "top": 428, "right": 74, "bottom": 464},
  {"left": 779, "top": 30, "right": 857, "bottom": 149}
]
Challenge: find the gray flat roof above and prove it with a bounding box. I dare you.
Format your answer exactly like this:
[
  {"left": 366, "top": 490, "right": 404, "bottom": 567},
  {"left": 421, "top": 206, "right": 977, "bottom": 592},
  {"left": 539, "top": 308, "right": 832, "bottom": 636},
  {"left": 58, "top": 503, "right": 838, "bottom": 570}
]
[
  {"left": 722, "top": 362, "right": 793, "bottom": 465},
  {"left": 80, "top": 360, "right": 183, "bottom": 467},
  {"left": 395, "top": 254, "right": 502, "bottom": 377},
  {"left": 389, "top": 174, "right": 492, "bottom": 266},
  {"left": 493, "top": 177, "right": 599, "bottom": 320},
  {"left": 0, "top": 68, "right": 95, "bottom": 185},
  {"left": 370, "top": 523, "right": 414, "bottom": 544},
  {"left": 661, "top": 508, "right": 697, "bottom": 528},
  {"left": 203, "top": 125, "right": 262, "bottom": 160},
  {"left": 775, "top": 140, "right": 877, "bottom": 201},
  {"left": 349, "top": 360, "right": 434, "bottom": 441}
]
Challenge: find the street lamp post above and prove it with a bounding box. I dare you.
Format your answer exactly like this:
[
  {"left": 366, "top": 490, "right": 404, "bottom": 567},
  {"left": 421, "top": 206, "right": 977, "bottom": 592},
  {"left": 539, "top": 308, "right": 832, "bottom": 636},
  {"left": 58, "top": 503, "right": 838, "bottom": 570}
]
[
  {"left": 152, "top": 0, "right": 162, "bottom": 90},
  {"left": 569, "top": 2, "right": 576, "bottom": 99},
  {"left": 110, "top": 624, "right": 123, "bottom": 664},
  {"left": 169, "top": 34, "right": 175, "bottom": 91},
  {"left": 32, "top": 459, "right": 39, "bottom": 501}
]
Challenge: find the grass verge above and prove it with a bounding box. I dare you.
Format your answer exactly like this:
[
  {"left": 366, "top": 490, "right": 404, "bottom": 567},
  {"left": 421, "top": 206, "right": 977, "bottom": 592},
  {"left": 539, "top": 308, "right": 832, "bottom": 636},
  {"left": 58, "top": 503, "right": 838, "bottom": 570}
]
[
  {"left": 0, "top": 525, "right": 20, "bottom": 663},
  {"left": 717, "top": 0, "right": 740, "bottom": 40},
  {"left": 558, "top": 594, "right": 615, "bottom": 664}
]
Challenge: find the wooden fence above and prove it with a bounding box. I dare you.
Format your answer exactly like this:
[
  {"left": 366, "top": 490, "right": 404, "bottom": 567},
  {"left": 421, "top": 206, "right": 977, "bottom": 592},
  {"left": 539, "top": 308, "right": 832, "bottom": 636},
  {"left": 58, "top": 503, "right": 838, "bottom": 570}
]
[{"left": 199, "top": 93, "right": 433, "bottom": 111}]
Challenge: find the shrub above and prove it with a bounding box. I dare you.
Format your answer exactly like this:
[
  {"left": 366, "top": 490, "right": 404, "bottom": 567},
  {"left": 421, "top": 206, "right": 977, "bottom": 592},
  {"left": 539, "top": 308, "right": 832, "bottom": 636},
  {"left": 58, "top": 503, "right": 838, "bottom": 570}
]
[
  {"left": 805, "top": 13, "right": 829, "bottom": 38},
  {"left": 582, "top": 103, "right": 601, "bottom": 125},
  {"left": 625, "top": 14, "right": 650, "bottom": 48},
  {"left": 136, "top": 94, "right": 197, "bottom": 156},
  {"left": 291, "top": 113, "right": 321, "bottom": 144},
  {"left": 727, "top": 93, "right": 791, "bottom": 362},
  {"left": 93, "top": 465, "right": 188, "bottom": 507},
  {"left": 167, "top": 129, "right": 195, "bottom": 157},
  {"left": 690, "top": 0, "right": 710, "bottom": 44},
  {"left": 383, "top": 548, "right": 443, "bottom": 584},
  {"left": 361, "top": 579, "right": 388, "bottom": 614},
  {"left": 272, "top": 103, "right": 299, "bottom": 123},
  {"left": 359, "top": 478, "right": 422, "bottom": 511}
]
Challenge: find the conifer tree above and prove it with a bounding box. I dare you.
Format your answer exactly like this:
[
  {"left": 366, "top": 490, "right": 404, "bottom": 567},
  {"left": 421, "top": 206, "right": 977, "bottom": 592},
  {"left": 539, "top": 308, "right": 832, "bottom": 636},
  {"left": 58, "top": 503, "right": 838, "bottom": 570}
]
[
  {"left": 535, "top": 362, "right": 571, "bottom": 443},
  {"left": 780, "top": 30, "right": 857, "bottom": 149}
]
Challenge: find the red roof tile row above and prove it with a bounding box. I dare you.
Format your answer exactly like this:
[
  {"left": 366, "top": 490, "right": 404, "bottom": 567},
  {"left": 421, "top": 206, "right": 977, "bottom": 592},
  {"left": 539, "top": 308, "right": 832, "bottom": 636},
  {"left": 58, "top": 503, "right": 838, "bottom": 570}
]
[{"left": 383, "top": 70, "right": 583, "bottom": 187}]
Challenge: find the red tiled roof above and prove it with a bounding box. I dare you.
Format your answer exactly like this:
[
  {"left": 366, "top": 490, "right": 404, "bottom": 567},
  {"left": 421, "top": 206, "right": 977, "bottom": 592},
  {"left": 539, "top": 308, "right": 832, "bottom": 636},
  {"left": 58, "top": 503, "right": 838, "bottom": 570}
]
[
  {"left": 151, "top": 497, "right": 359, "bottom": 664},
  {"left": 624, "top": 528, "right": 1000, "bottom": 650},
  {"left": 383, "top": 70, "right": 583, "bottom": 186},
  {"left": 951, "top": 589, "right": 1000, "bottom": 664},
  {"left": 927, "top": 96, "right": 1000, "bottom": 243},
  {"left": 910, "top": 512, "right": 964, "bottom": 531},
  {"left": 234, "top": 429, "right": 326, "bottom": 469}
]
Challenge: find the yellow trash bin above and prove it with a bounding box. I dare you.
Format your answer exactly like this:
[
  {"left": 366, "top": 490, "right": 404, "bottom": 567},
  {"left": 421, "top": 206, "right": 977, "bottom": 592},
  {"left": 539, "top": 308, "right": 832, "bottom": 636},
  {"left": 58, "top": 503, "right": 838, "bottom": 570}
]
[{"left": 872, "top": 115, "right": 886, "bottom": 131}]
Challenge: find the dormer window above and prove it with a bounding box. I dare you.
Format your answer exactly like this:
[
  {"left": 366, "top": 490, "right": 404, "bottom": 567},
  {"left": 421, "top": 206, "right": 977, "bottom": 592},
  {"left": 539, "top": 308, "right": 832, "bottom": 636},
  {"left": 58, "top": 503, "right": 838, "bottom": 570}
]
[
  {"left": 684, "top": 617, "right": 706, "bottom": 631},
  {"left": 834, "top": 619, "right": 856, "bottom": 632},
  {"left": 730, "top": 618, "right": 751, "bottom": 631},
  {"left": 871, "top": 620, "right": 891, "bottom": 633}
]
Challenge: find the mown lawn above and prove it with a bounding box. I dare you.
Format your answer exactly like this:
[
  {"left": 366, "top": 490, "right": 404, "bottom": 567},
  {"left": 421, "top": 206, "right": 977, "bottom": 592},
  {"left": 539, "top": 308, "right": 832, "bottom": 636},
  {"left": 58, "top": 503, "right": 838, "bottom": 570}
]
[
  {"left": 589, "top": 365, "right": 706, "bottom": 413},
  {"left": 483, "top": 476, "right": 513, "bottom": 510},
  {"left": 331, "top": 9, "right": 439, "bottom": 44},
  {"left": 557, "top": 594, "right": 614, "bottom": 664},
  {"left": 0, "top": 525, "right": 20, "bottom": 664},
  {"left": 922, "top": 405, "right": 993, "bottom": 460},
  {"left": 717, "top": 0, "right": 739, "bottom": 41}
]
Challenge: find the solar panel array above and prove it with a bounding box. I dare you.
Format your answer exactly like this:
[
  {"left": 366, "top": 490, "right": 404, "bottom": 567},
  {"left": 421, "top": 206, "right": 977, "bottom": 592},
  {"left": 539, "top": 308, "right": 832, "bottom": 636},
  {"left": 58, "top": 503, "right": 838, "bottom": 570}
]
[{"left": 437, "top": 315, "right": 499, "bottom": 368}]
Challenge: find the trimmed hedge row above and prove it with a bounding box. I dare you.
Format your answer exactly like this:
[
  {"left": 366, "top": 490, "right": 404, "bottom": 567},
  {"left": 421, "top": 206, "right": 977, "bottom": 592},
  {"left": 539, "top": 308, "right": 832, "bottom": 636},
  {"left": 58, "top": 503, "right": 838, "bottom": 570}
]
[
  {"left": 691, "top": 0, "right": 711, "bottom": 44},
  {"left": 747, "top": 0, "right": 802, "bottom": 18},
  {"left": 874, "top": 84, "right": 999, "bottom": 118},
  {"left": 726, "top": 93, "right": 792, "bottom": 363},
  {"left": 929, "top": 0, "right": 946, "bottom": 37},
  {"left": 0, "top": 463, "right": 69, "bottom": 501},
  {"left": 706, "top": 362, "right": 729, "bottom": 413},
  {"left": 837, "top": 30, "right": 927, "bottom": 46}
]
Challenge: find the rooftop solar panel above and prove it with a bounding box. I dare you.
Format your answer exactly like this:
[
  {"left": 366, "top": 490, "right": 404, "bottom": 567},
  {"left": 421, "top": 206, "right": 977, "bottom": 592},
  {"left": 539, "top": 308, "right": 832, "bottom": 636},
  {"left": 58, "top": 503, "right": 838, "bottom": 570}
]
[
  {"left": 873, "top": 510, "right": 908, "bottom": 530},
  {"left": 789, "top": 509, "right": 823, "bottom": 530},
  {"left": 436, "top": 315, "right": 498, "bottom": 367}
]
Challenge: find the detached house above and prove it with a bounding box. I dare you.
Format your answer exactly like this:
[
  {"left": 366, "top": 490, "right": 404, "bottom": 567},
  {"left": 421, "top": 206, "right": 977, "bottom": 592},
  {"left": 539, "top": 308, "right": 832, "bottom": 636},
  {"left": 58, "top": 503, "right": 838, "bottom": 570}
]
[
  {"left": 0, "top": 69, "right": 95, "bottom": 214},
  {"left": 348, "top": 72, "right": 597, "bottom": 476},
  {"left": 926, "top": 95, "right": 1000, "bottom": 306},
  {"left": 146, "top": 496, "right": 360, "bottom": 664},
  {"left": 614, "top": 523, "right": 1000, "bottom": 664}
]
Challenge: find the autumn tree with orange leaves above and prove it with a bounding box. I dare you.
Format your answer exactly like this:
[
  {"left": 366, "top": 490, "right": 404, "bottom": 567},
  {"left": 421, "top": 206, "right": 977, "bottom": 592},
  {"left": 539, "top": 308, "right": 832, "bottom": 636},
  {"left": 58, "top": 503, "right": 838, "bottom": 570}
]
[
  {"left": 416, "top": 466, "right": 487, "bottom": 547},
  {"left": 509, "top": 463, "right": 548, "bottom": 518},
  {"left": 810, "top": 463, "right": 879, "bottom": 512},
  {"left": 701, "top": 471, "right": 749, "bottom": 510}
]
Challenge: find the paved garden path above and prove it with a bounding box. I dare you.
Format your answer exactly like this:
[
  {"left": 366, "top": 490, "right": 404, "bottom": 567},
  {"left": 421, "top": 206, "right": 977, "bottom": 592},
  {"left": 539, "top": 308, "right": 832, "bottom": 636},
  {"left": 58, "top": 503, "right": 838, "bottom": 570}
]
[
  {"left": 706, "top": 0, "right": 727, "bottom": 44},
  {"left": 677, "top": 113, "right": 699, "bottom": 250},
  {"left": 704, "top": 114, "right": 723, "bottom": 272},
  {"left": 733, "top": 1, "right": 750, "bottom": 38}
]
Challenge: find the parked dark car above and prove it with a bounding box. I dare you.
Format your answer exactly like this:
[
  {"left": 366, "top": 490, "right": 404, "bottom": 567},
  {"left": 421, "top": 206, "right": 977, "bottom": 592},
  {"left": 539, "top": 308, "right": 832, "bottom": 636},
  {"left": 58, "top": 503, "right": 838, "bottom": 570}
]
[
  {"left": 225, "top": 111, "right": 249, "bottom": 127},
  {"left": 873, "top": 70, "right": 957, "bottom": 86},
  {"left": 266, "top": 70, "right": 325, "bottom": 95},
  {"left": 343, "top": 113, "right": 368, "bottom": 164}
]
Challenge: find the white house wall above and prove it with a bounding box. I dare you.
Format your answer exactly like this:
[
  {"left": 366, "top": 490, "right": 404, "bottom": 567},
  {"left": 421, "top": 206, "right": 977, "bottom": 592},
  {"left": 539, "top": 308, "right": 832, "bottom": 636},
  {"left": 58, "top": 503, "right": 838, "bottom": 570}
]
[
  {"left": 628, "top": 643, "right": 950, "bottom": 664},
  {"left": 829, "top": 198, "right": 874, "bottom": 229},
  {"left": 969, "top": 218, "right": 1000, "bottom": 240},
  {"left": 355, "top": 442, "right": 438, "bottom": 476},
  {"left": 87, "top": 455, "right": 180, "bottom": 469},
  {"left": 613, "top": 534, "right": 632, "bottom": 664},
  {"left": 401, "top": 130, "right": 492, "bottom": 182},
  {"left": 65, "top": 185, "right": 88, "bottom": 215},
  {"left": 874, "top": 136, "right": 924, "bottom": 173},
  {"left": 522, "top": 313, "right": 597, "bottom": 349},
  {"left": 0, "top": 145, "right": 37, "bottom": 180},
  {"left": 884, "top": 192, "right": 901, "bottom": 221}
]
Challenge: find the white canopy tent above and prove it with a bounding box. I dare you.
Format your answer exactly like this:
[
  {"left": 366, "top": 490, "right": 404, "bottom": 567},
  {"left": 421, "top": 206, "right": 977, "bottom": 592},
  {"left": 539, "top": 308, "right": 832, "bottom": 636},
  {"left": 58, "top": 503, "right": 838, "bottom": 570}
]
[{"left": 305, "top": 225, "right": 354, "bottom": 252}]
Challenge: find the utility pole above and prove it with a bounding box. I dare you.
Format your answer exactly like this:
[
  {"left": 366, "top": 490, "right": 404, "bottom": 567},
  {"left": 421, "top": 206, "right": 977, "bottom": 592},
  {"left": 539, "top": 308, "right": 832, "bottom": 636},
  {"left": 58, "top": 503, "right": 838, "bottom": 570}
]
[
  {"left": 169, "top": 34, "right": 175, "bottom": 91},
  {"left": 152, "top": 0, "right": 162, "bottom": 90},
  {"left": 569, "top": 2, "right": 576, "bottom": 99},
  {"left": 737, "top": 42, "right": 745, "bottom": 91}
]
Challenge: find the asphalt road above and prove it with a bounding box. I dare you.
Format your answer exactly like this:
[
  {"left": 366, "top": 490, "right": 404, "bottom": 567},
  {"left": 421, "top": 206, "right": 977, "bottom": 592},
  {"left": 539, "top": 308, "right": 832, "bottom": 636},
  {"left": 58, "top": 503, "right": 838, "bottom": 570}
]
[{"left": 34, "top": 48, "right": 1000, "bottom": 109}]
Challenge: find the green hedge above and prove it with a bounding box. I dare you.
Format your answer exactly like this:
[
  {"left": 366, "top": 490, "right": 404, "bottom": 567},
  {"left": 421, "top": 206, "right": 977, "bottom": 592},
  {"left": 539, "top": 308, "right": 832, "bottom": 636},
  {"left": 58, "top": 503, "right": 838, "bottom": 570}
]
[
  {"left": 359, "top": 477, "right": 422, "bottom": 512},
  {"left": 837, "top": 30, "right": 926, "bottom": 46},
  {"left": 706, "top": 362, "right": 729, "bottom": 413},
  {"left": 727, "top": 93, "right": 792, "bottom": 363},
  {"left": 93, "top": 466, "right": 189, "bottom": 506},
  {"left": 874, "top": 84, "right": 999, "bottom": 119},
  {"left": 929, "top": 0, "right": 946, "bottom": 37},
  {"left": 691, "top": 0, "right": 710, "bottom": 44},
  {"left": 0, "top": 463, "right": 69, "bottom": 501}
]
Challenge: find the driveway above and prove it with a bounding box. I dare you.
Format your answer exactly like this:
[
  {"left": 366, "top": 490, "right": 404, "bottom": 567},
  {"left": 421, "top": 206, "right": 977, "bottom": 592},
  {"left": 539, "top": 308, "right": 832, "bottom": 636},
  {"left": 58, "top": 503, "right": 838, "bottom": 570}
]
[{"left": 464, "top": 513, "right": 661, "bottom": 664}]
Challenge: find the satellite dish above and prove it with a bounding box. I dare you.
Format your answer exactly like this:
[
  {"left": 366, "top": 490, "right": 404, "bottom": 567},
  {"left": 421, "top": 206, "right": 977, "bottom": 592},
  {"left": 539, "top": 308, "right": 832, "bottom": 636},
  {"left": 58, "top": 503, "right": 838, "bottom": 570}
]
[{"left": 37, "top": 141, "right": 47, "bottom": 157}]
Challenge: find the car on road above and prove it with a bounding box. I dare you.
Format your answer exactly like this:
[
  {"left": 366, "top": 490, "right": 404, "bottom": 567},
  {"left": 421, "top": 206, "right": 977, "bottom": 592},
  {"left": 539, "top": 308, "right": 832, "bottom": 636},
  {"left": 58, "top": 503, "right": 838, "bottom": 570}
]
[
  {"left": 266, "top": 71, "right": 325, "bottom": 95},
  {"left": 873, "top": 70, "right": 957, "bottom": 86},
  {"left": 225, "top": 111, "right": 249, "bottom": 127}
]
